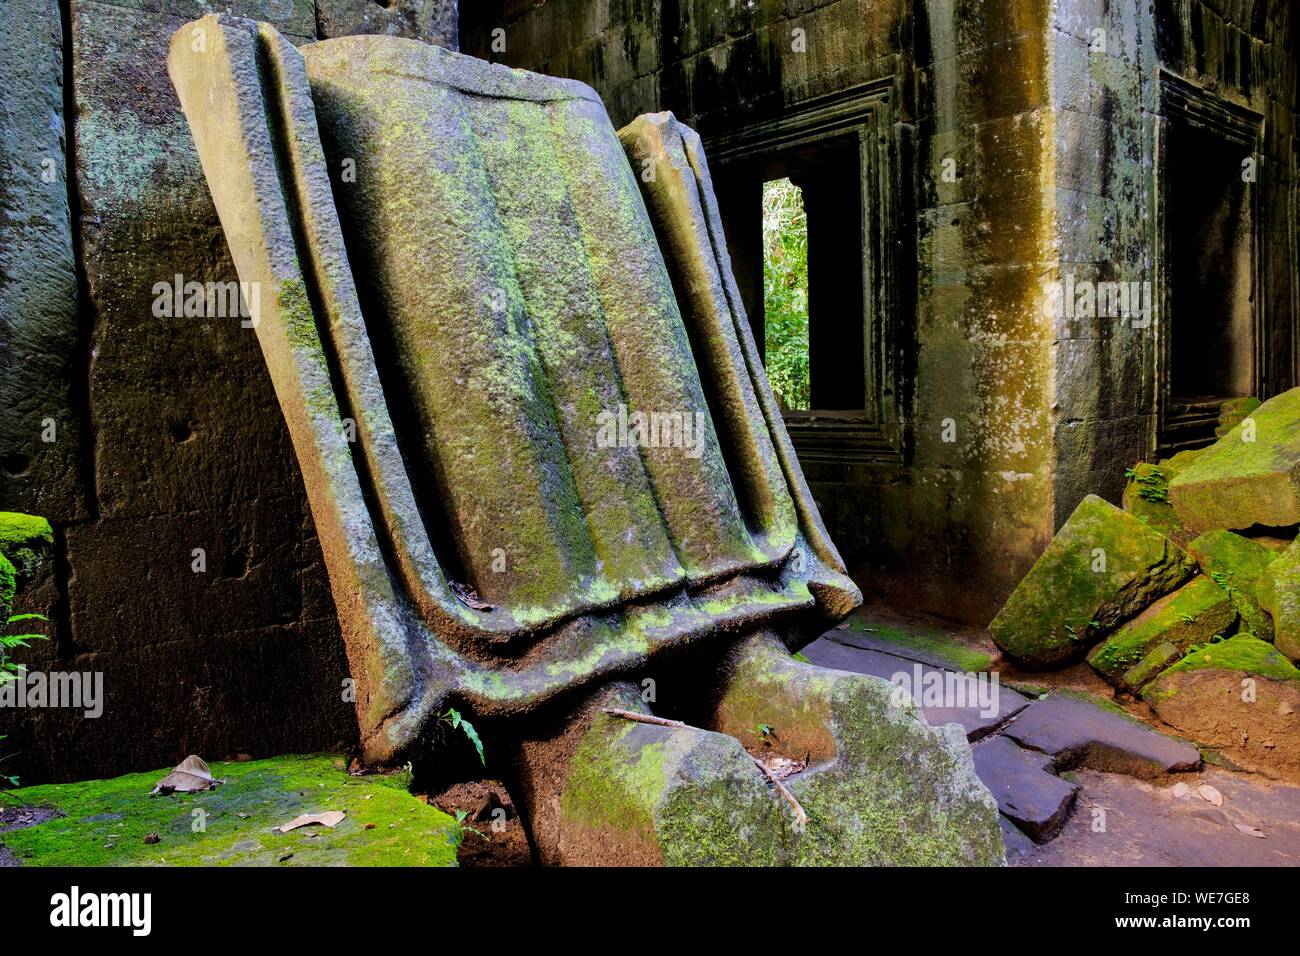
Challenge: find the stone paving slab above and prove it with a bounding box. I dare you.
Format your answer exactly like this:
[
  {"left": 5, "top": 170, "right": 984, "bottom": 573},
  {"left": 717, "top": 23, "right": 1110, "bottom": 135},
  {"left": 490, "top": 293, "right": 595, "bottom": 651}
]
[
  {"left": 971, "top": 735, "right": 1080, "bottom": 842},
  {"left": 1022, "top": 769, "right": 1300, "bottom": 866},
  {"left": 1002, "top": 694, "right": 1201, "bottom": 777},
  {"left": 801, "top": 636, "right": 1028, "bottom": 740}
]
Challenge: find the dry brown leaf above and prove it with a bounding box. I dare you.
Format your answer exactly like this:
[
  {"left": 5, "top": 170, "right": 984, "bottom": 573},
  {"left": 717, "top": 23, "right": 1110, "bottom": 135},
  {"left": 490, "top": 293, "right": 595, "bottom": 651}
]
[
  {"left": 450, "top": 581, "right": 492, "bottom": 611},
  {"left": 277, "top": 811, "right": 346, "bottom": 833},
  {"left": 1233, "top": 823, "right": 1265, "bottom": 838},
  {"left": 1197, "top": 784, "right": 1223, "bottom": 806},
  {"left": 150, "top": 755, "right": 218, "bottom": 796}
]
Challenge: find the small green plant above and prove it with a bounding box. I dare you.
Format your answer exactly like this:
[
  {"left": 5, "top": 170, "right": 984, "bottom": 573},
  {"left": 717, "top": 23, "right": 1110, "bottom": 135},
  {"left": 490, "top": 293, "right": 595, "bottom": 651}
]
[
  {"left": 454, "top": 809, "right": 487, "bottom": 839},
  {"left": 440, "top": 708, "right": 485, "bottom": 766},
  {"left": 751, "top": 723, "right": 774, "bottom": 741},
  {"left": 1, "top": 611, "right": 48, "bottom": 790}
]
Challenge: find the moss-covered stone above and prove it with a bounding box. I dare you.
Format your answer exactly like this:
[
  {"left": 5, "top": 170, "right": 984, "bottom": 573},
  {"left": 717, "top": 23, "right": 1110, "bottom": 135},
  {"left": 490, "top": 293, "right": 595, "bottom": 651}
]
[
  {"left": 1157, "top": 633, "right": 1300, "bottom": 683},
  {"left": 712, "top": 635, "right": 1005, "bottom": 865},
  {"left": 1187, "top": 529, "right": 1278, "bottom": 641},
  {"left": 1087, "top": 575, "right": 1237, "bottom": 690},
  {"left": 541, "top": 683, "right": 787, "bottom": 866},
  {"left": 1169, "top": 387, "right": 1300, "bottom": 532},
  {"left": 1216, "top": 397, "right": 1261, "bottom": 437},
  {"left": 1141, "top": 635, "right": 1300, "bottom": 777},
  {"left": 1257, "top": 539, "right": 1300, "bottom": 662},
  {"left": 1, "top": 754, "right": 461, "bottom": 866},
  {"left": 1121, "top": 452, "right": 1200, "bottom": 545},
  {"left": 990, "top": 495, "right": 1196, "bottom": 668},
  {"left": 0, "top": 511, "right": 52, "bottom": 618}
]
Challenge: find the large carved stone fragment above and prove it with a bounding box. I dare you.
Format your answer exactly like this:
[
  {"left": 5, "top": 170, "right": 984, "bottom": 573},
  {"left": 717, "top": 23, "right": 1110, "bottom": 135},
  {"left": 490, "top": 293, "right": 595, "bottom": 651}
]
[{"left": 167, "top": 16, "right": 860, "bottom": 765}]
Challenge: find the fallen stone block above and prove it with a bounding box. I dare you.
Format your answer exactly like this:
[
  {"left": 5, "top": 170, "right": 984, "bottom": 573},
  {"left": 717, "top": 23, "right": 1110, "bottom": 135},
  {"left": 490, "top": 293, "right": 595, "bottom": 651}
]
[
  {"left": 1087, "top": 575, "right": 1236, "bottom": 690},
  {"left": 1121, "top": 451, "right": 1201, "bottom": 546},
  {"left": 1188, "top": 529, "right": 1279, "bottom": 642},
  {"left": 1258, "top": 540, "right": 1300, "bottom": 661},
  {"left": 1143, "top": 635, "right": 1300, "bottom": 778},
  {"left": 1169, "top": 387, "right": 1300, "bottom": 532},
  {"left": 971, "top": 735, "right": 1079, "bottom": 842},
  {"left": 990, "top": 495, "right": 1196, "bottom": 668},
  {"left": 712, "top": 634, "right": 1005, "bottom": 865},
  {"left": 514, "top": 683, "right": 789, "bottom": 866},
  {"left": 1002, "top": 692, "right": 1201, "bottom": 777}
]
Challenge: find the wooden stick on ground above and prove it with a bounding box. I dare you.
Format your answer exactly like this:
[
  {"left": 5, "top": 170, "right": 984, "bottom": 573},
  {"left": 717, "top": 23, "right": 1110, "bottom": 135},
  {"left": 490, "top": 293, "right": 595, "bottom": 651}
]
[{"left": 602, "top": 708, "right": 809, "bottom": 829}]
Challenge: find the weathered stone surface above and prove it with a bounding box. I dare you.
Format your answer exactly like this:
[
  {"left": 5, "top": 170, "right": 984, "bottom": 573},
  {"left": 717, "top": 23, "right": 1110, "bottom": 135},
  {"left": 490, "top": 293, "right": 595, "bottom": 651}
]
[
  {"left": 1022, "top": 769, "right": 1300, "bottom": 867},
  {"left": 0, "top": 0, "right": 84, "bottom": 520},
  {"left": 800, "top": 635, "right": 1027, "bottom": 741},
  {"left": 712, "top": 634, "right": 1005, "bottom": 865},
  {"left": 1087, "top": 575, "right": 1237, "bottom": 690},
  {"left": 971, "top": 735, "right": 1079, "bottom": 842},
  {"left": 1259, "top": 540, "right": 1300, "bottom": 661},
  {"left": 999, "top": 816, "right": 1036, "bottom": 864},
  {"left": 1188, "top": 529, "right": 1278, "bottom": 642},
  {"left": 990, "top": 495, "right": 1196, "bottom": 668},
  {"left": 2, "top": 754, "right": 460, "bottom": 866},
  {"left": 1169, "top": 387, "right": 1300, "bottom": 533},
  {"left": 168, "top": 18, "right": 858, "bottom": 765},
  {"left": 1003, "top": 693, "right": 1201, "bottom": 777},
  {"left": 1143, "top": 635, "right": 1300, "bottom": 778},
  {"left": 316, "top": 0, "right": 458, "bottom": 49},
  {"left": 515, "top": 683, "right": 788, "bottom": 866},
  {"left": 1121, "top": 451, "right": 1200, "bottom": 546}
]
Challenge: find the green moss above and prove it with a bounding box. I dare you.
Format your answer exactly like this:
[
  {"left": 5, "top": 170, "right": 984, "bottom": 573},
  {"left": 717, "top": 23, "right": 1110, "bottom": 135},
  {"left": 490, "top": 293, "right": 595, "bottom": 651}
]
[
  {"left": 0, "top": 512, "right": 53, "bottom": 556},
  {"left": 1087, "top": 575, "right": 1236, "bottom": 684},
  {"left": 1162, "top": 634, "right": 1300, "bottom": 683},
  {"left": 1188, "top": 529, "right": 1277, "bottom": 640},
  {"left": 991, "top": 495, "right": 1195, "bottom": 667},
  {"left": 561, "top": 716, "right": 671, "bottom": 840},
  {"left": 843, "top": 618, "right": 992, "bottom": 672},
  {"left": 2, "top": 754, "right": 460, "bottom": 867}
]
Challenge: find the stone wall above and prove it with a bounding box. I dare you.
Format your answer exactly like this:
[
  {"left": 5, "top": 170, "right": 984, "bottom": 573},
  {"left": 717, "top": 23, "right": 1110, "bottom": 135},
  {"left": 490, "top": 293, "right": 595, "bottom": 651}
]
[
  {"left": 0, "top": 0, "right": 456, "bottom": 784},
  {"left": 460, "top": 0, "right": 1298, "bottom": 623}
]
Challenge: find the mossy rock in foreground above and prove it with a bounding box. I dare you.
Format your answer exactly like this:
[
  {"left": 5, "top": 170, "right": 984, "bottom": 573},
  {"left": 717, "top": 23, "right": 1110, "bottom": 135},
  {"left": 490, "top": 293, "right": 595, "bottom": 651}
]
[
  {"left": 528, "top": 645, "right": 1004, "bottom": 866},
  {"left": 1087, "top": 575, "right": 1236, "bottom": 690},
  {"left": 990, "top": 495, "right": 1196, "bottom": 668},
  {"left": 1, "top": 754, "right": 461, "bottom": 866}
]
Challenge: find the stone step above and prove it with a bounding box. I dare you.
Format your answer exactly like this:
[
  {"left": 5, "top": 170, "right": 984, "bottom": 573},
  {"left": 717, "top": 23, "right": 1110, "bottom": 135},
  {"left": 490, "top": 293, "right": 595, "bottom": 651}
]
[
  {"left": 972, "top": 735, "right": 1080, "bottom": 843},
  {"left": 801, "top": 635, "right": 1027, "bottom": 740},
  {"left": 1002, "top": 693, "right": 1201, "bottom": 777}
]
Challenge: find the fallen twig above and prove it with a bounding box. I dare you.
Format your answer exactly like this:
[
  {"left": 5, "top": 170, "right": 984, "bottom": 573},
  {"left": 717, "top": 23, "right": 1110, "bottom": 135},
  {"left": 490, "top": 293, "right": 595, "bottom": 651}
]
[{"left": 602, "top": 708, "right": 809, "bottom": 829}]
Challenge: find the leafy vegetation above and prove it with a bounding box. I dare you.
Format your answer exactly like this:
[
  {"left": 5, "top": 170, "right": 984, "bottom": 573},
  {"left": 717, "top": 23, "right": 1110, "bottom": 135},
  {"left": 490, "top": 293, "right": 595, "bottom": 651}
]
[
  {"left": 1, "top": 612, "right": 47, "bottom": 790},
  {"left": 762, "top": 178, "right": 810, "bottom": 411}
]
